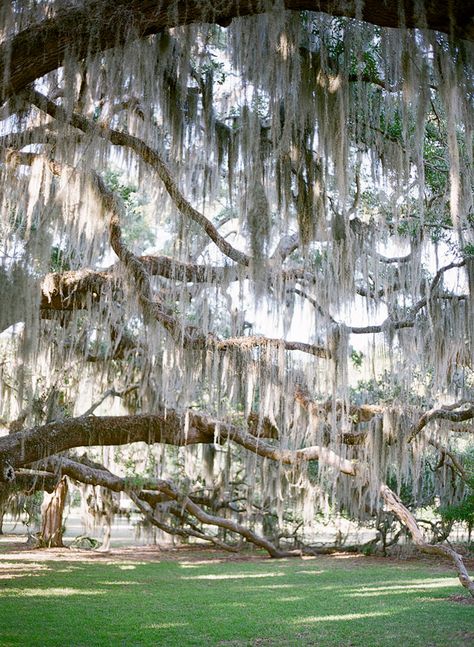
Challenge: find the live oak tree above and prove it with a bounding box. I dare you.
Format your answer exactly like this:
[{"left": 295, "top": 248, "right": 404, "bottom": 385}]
[{"left": 0, "top": 1, "right": 473, "bottom": 594}]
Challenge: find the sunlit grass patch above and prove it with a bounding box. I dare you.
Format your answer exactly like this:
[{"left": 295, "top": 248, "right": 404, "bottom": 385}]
[
  {"left": 0, "top": 552, "right": 471, "bottom": 646},
  {"left": 179, "top": 571, "right": 285, "bottom": 580},
  {"left": 292, "top": 611, "right": 391, "bottom": 624},
  {"left": 0, "top": 586, "right": 106, "bottom": 597}
]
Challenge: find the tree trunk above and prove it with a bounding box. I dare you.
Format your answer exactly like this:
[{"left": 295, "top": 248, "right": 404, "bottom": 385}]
[{"left": 39, "top": 477, "right": 68, "bottom": 548}]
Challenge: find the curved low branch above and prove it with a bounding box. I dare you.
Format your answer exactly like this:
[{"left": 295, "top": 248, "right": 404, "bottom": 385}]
[
  {"left": 380, "top": 483, "right": 474, "bottom": 597},
  {"left": 130, "top": 494, "right": 239, "bottom": 553},
  {"left": 40, "top": 454, "right": 286, "bottom": 557},
  {"left": 145, "top": 479, "right": 289, "bottom": 558}
]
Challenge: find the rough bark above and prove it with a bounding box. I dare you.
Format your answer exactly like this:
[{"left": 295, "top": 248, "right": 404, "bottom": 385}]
[
  {"left": 1, "top": 0, "right": 472, "bottom": 103},
  {"left": 0, "top": 409, "right": 356, "bottom": 480},
  {"left": 39, "top": 476, "right": 68, "bottom": 548},
  {"left": 408, "top": 401, "right": 474, "bottom": 442}
]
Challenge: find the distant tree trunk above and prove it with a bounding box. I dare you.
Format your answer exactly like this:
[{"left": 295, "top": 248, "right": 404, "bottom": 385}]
[
  {"left": 39, "top": 477, "right": 68, "bottom": 547},
  {"left": 100, "top": 495, "right": 113, "bottom": 552}
]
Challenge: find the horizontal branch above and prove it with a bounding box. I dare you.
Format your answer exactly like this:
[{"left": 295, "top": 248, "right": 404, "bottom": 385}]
[
  {"left": 38, "top": 259, "right": 304, "bottom": 314},
  {"left": 1, "top": 0, "right": 471, "bottom": 104},
  {"left": 141, "top": 477, "right": 288, "bottom": 557},
  {"left": 0, "top": 407, "right": 356, "bottom": 480},
  {"left": 215, "top": 336, "right": 330, "bottom": 359},
  {"left": 408, "top": 401, "right": 474, "bottom": 442}
]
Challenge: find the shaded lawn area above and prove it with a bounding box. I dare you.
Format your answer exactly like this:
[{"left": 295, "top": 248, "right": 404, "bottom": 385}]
[{"left": 0, "top": 546, "right": 473, "bottom": 647}]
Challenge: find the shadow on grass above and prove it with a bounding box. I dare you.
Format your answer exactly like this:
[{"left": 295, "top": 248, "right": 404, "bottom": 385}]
[{"left": 0, "top": 555, "right": 472, "bottom": 646}]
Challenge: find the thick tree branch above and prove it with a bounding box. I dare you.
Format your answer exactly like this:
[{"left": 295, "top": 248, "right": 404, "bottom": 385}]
[
  {"left": 11, "top": 149, "right": 330, "bottom": 360},
  {"left": 0, "top": 408, "right": 356, "bottom": 480},
  {"left": 408, "top": 401, "right": 474, "bottom": 442},
  {"left": 1, "top": 0, "right": 472, "bottom": 104},
  {"left": 38, "top": 259, "right": 242, "bottom": 315},
  {"left": 40, "top": 268, "right": 111, "bottom": 311},
  {"left": 38, "top": 259, "right": 314, "bottom": 317}
]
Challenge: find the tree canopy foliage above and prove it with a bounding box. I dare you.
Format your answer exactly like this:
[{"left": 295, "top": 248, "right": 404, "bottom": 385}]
[{"left": 0, "top": 1, "right": 473, "bottom": 594}]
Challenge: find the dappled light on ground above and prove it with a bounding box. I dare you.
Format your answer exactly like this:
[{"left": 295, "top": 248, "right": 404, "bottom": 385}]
[
  {"left": 0, "top": 544, "right": 472, "bottom": 646},
  {"left": 0, "top": 561, "right": 51, "bottom": 580},
  {"left": 97, "top": 580, "right": 141, "bottom": 586},
  {"left": 0, "top": 572, "right": 43, "bottom": 580},
  {"left": 145, "top": 623, "right": 189, "bottom": 630},
  {"left": 179, "top": 560, "right": 227, "bottom": 567},
  {"left": 295, "top": 569, "right": 325, "bottom": 575},
  {"left": 180, "top": 571, "right": 285, "bottom": 580},
  {"left": 214, "top": 602, "right": 250, "bottom": 609},
  {"left": 293, "top": 611, "right": 392, "bottom": 624},
  {"left": 0, "top": 587, "right": 105, "bottom": 597},
  {"left": 243, "top": 583, "right": 295, "bottom": 590},
  {"left": 0, "top": 562, "right": 49, "bottom": 572},
  {"left": 346, "top": 579, "right": 461, "bottom": 597},
  {"left": 278, "top": 596, "right": 305, "bottom": 602}
]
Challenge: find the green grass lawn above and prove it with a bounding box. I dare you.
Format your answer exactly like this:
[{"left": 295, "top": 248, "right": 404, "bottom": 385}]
[{"left": 0, "top": 548, "right": 472, "bottom": 646}]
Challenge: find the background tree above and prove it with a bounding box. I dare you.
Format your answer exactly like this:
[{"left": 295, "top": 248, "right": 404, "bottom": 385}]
[{"left": 0, "top": 0, "right": 473, "bottom": 595}]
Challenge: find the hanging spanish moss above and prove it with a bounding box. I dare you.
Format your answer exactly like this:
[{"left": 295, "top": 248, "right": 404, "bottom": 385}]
[{"left": 0, "top": 2, "right": 473, "bottom": 568}]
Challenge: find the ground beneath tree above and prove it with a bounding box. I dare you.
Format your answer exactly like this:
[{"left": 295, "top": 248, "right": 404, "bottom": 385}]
[
  {"left": 3, "top": 535, "right": 473, "bottom": 608},
  {"left": 1, "top": 534, "right": 473, "bottom": 578},
  {"left": 1, "top": 535, "right": 473, "bottom": 646}
]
